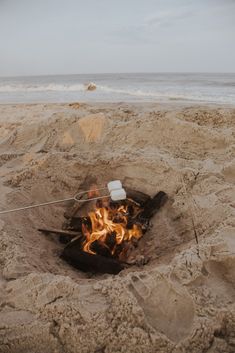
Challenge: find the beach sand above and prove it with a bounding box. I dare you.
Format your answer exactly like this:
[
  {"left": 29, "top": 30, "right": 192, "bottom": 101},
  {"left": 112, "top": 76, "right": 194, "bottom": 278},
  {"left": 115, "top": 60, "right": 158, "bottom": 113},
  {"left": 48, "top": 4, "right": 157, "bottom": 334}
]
[{"left": 0, "top": 102, "right": 234, "bottom": 353}]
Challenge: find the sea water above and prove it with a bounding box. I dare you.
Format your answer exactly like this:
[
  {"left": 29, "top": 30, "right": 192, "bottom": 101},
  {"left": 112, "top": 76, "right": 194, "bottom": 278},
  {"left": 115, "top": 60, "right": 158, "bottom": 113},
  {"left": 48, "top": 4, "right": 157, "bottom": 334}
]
[{"left": 0, "top": 73, "right": 234, "bottom": 104}]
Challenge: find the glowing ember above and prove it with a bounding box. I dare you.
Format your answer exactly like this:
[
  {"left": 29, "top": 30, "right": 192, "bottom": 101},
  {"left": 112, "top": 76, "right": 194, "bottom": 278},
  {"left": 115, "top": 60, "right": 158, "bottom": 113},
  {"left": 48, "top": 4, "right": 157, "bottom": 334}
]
[{"left": 81, "top": 199, "right": 143, "bottom": 259}]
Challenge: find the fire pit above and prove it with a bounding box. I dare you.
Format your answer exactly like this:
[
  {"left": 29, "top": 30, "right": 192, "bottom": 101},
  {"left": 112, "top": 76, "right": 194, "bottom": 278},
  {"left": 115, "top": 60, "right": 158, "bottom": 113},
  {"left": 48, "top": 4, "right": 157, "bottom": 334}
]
[{"left": 39, "top": 187, "right": 167, "bottom": 274}]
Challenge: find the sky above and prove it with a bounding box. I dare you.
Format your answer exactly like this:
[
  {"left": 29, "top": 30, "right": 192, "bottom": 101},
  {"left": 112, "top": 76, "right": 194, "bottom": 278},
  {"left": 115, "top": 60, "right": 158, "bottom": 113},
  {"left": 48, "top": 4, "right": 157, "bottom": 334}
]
[{"left": 0, "top": 0, "right": 235, "bottom": 76}]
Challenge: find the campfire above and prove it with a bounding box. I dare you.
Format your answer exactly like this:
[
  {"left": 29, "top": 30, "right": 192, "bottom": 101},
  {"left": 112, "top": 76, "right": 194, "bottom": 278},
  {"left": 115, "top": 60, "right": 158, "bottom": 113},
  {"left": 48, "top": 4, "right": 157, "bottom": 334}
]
[
  {"left": 39, "top": 186, "right": 167, "bottom": 274},
  {"left": 81, "top": 200, "right": 143, "bottom": 257}
]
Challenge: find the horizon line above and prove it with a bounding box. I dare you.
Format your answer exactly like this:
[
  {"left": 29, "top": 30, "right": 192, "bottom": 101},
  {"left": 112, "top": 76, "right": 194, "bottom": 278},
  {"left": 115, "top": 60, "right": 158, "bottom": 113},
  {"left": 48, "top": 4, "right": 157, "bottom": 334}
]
[{"left": 0, "top": 71, "right": 235, "bottom": 79}]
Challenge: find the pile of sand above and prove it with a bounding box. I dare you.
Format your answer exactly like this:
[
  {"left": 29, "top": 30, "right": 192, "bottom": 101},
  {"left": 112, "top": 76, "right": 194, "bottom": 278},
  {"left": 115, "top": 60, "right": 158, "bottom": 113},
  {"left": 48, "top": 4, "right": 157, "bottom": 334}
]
[{"left": 0, "top": 102, "right": 234, "bottom": 353}]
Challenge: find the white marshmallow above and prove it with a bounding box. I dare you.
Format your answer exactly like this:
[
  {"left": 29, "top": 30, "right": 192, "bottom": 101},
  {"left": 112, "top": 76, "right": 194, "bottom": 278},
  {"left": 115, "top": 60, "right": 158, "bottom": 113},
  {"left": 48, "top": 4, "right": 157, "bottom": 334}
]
[
  {"left": 110, "top": 188, "right": 126, "bottom": 201},
  {"left": 107, "top": 180, "right": 122, "bottom": 192}
]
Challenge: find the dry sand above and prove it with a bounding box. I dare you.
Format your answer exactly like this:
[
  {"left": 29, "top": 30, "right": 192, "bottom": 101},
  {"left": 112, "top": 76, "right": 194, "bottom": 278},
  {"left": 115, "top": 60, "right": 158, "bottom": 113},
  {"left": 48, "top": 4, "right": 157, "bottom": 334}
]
[{"left": 0, "top": 102, "right": 234, "bottom": 353}]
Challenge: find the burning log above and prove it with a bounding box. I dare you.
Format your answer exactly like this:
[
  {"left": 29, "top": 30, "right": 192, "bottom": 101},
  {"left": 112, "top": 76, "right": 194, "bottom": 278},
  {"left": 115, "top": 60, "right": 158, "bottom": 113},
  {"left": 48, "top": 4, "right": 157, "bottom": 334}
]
[
  {"left": 90, "top": 240, "right": 112, "bottom": 258},
  {"left": 61, "top": 238, "right": 123, "bottom": 274},
  {"left": 105, "top": 231, "right": 117, "bottom": 252}
]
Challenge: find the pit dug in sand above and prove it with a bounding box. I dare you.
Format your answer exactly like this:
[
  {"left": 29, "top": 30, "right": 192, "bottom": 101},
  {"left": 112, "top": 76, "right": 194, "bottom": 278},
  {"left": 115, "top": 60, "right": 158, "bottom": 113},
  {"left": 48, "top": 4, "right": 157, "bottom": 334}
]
[{"left": 39, "top": 185, "right": 168, "bottom": 274}]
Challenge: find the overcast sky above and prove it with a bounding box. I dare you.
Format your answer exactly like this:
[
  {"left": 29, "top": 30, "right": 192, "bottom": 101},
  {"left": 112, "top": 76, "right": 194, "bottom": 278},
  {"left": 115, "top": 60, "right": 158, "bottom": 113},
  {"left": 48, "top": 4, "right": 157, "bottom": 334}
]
[{"left": 0, "top": 0, "right": 235, "bottom": 76}]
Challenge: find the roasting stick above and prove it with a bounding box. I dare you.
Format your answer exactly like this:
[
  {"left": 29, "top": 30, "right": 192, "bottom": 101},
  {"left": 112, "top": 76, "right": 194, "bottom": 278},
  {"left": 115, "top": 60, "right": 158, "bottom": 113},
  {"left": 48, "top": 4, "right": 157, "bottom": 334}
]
[
  {"left": 0, "top": 189, "right": 108, "bottom": 215},
  {"left": 0, "top": 180, "right": 127, "bottom": 215}
]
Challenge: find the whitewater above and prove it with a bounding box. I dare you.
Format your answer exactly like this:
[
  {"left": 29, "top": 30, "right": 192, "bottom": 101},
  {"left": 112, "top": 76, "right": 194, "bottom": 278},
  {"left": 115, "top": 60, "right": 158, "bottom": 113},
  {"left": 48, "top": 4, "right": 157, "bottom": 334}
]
[{"left": 0, "top": 73, "right": 234, "bottom": 104}]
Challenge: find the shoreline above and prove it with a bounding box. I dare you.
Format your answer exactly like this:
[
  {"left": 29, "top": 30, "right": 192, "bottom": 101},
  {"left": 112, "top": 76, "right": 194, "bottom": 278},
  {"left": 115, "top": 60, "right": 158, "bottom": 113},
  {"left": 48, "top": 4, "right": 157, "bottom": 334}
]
[{"left": 1, "top": 100, "right": 235, "bottom": 108}]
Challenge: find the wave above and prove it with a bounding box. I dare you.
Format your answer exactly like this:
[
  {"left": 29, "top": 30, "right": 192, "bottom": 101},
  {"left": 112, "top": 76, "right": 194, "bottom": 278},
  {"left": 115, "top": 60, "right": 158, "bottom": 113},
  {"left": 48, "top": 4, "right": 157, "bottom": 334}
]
[
  {"left": 0, "top": 82, "right": 198, "bottom": 98},
  {"left": 97, "top": 85, "right": 232, "bottom": 103},
  {"left": 0, "top": 82, "right": 174, "bottom": 98},
  {"left": 0, "top": 83, "right": 85, "bottom": 93},
  {"left": 0, "top": 82, "right": 233, "bottom": 104}
]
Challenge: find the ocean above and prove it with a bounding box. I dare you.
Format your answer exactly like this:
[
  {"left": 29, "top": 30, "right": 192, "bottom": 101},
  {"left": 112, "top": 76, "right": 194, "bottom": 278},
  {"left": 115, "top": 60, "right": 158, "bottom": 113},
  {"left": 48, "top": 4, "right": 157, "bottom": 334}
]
[{"left": 0, "top": 73, "right": 234, "bottom": 104}]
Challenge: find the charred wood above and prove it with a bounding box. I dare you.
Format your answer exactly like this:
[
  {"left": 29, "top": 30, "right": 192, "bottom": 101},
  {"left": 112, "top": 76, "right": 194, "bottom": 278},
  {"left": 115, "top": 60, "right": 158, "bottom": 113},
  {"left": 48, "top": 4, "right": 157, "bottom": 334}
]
[
  {"left": 61, "top": 239, "right": 123, "bottom": 274},
  {"left": 38, "top": 228, "right": 81, "bottom": 238},
  {"left": 138, "top": 191, "right": 168, "bottom": 221},
  {"left": 90, "top": 240, "right": 112, "bottom": 258},
  {"left": 65, "top": 216, "right": 91, "bottom": 231},
  {"left": 125, "top": 188, "right": 151, "bottom": 206},
  {"left": 105, "top": 232, "right": 117, "bottom": 251}
]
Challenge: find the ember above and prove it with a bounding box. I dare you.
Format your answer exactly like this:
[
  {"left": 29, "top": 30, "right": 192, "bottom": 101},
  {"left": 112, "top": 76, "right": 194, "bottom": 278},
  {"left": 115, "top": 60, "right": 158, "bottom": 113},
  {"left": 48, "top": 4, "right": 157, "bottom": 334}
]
[{"left": 39, "top": 187, "right": 168, "bottom": 274}]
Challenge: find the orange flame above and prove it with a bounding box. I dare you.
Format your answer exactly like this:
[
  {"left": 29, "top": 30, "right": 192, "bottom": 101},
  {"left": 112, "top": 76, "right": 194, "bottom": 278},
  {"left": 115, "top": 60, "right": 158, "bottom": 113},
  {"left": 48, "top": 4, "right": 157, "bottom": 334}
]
[{"left": 82, "top": 202, "right": 142, "bottom": 258}]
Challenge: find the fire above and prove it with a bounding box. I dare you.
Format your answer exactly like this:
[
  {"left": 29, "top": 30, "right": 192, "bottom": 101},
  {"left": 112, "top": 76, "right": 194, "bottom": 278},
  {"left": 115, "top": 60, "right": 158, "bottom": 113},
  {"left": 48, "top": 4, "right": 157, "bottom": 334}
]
[{"left": 81, "top": 199, "right": 143, "bottom": 259}]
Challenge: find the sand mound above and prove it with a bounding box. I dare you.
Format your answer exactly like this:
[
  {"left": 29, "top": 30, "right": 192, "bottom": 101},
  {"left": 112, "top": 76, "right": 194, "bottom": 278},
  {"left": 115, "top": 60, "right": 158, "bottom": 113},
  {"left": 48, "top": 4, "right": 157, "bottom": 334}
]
[
  {"left": 0, "top": 103, "right": 234, "bottom": 353},
  {"left": 60, "top": 112, "right": 108, "bottom": 147}
]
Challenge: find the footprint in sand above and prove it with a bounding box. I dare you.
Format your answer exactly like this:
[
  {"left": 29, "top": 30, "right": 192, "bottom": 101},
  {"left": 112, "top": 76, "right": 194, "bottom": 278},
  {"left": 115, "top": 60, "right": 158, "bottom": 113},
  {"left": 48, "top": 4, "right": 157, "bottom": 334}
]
[{"left": 128, "top": 273, "right": 195, "bottom": 343}]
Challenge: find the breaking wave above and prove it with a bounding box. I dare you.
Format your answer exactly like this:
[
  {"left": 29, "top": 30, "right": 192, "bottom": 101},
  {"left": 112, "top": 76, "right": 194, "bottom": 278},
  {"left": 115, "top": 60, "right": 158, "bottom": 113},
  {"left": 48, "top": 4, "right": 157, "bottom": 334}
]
[
  {"left": 0, "top": 83, "right": 162, "bottom": 96},
  {"left": 0, "top": 83, "right": 85, "bottom": 93},
  {"left": 0, "top": 82, "right": 195, "bottom": 99},
  {"left": 0, "top": 77, "right": 234, "bottom": 104},
  {"left": 97, "top": 85, "right": 232, "bottom": 103},
  {"left": 0, "top": 82, "right": 175, "bottom": 99}
]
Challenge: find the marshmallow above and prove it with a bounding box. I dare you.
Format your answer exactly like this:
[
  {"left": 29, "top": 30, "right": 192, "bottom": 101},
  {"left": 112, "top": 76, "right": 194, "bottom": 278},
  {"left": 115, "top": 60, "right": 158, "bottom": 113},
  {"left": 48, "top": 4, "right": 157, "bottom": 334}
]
[
  {"left": 107, "top": 180, "right": 122, "bottom": 192},
  {"left": 110, "top": 188, "right": 126, "bottom": 201}
]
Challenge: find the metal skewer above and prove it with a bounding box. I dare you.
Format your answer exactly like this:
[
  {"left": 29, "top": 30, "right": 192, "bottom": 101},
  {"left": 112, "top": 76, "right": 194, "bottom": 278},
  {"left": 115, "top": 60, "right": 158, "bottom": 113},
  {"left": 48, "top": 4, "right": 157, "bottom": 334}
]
[
  {"left": 0, "top": 180, "right": 127, "bottom": 215},
  {"left": 0, "top": 187, "right": 109, "bottom": 215}
]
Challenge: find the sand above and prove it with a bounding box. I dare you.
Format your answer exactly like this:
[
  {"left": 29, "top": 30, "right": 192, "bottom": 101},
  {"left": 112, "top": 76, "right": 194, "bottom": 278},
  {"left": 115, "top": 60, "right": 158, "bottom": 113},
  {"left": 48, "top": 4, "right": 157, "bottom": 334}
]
[{"left": 0, "top": 102, "right": 234, "bottom": 353}]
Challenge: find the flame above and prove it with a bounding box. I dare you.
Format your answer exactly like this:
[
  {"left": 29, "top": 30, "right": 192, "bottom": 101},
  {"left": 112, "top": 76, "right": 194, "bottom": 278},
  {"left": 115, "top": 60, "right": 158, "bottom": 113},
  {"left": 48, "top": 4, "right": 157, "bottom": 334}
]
[{"left": 81, "top": 201, "right": 143, "bottom": 259}]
